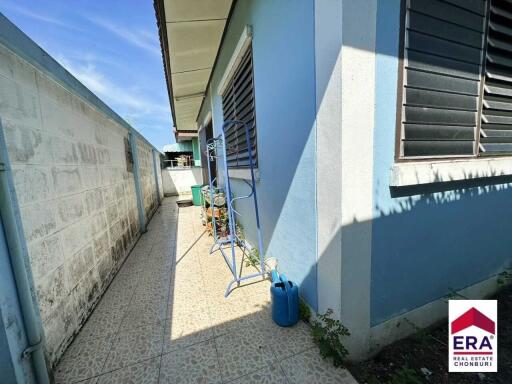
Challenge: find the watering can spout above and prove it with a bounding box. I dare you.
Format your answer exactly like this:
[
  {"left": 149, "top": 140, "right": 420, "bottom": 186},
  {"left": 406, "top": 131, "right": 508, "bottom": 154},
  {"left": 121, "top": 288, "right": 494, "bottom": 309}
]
[{"left": 270, "top": 269, "right": 279, "bottom": 283}]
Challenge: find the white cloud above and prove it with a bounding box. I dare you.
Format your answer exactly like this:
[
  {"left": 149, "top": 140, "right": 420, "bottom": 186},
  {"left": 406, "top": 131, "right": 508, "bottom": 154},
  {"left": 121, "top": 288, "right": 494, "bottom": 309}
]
[
  {"left": 1, "top": 2, "right": 81, "bottom": 31},
  {"left": 56, "top": 55, "right": 170, "bottom": 127},
  {"left": 86, "top": 16, "right": 160, "bottom": 56}
]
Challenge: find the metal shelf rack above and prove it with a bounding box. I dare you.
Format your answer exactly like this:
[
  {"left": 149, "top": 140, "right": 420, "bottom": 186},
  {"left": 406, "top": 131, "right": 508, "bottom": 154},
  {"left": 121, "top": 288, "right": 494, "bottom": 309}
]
[{"left": 206, "top": 120, "right": 266, "bottom": 296}]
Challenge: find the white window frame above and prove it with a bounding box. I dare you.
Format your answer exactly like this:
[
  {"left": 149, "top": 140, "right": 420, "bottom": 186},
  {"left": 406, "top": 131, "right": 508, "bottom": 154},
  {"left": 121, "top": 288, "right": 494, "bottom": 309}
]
[
  {"left": 217, "top": 25, "right": 253, "bottom": 95},
  {"left": 217, "top": 25, "right": 259, "bottom": 181}
]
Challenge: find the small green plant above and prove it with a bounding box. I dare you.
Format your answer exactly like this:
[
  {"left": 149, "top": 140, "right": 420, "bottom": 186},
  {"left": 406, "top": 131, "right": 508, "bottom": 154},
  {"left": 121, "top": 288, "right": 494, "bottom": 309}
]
[
  {"left": 235, "top": 224, "right": 245, "bottom": 240},
  {"left": 299, "top": 298, "right": 311, "bottom": 322},
  {"left": 497, "top": 269, "right": 512, "bottom": 287},
  {"left": 387, "top": 366, "right": 423, "bottom": 384},
  {"left": 245, "top": 248, "right": 260, "bottom": 268},
  {"left": 311, "top": 308, "right": 350, "bottom": 367}
]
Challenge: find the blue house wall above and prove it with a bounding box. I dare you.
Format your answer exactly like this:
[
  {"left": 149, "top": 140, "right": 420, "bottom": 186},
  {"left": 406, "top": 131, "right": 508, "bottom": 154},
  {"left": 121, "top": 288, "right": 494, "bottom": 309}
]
[
  {"left": 201, "top": 0, "right": 318, "bottom": 309},
  {"left": 370, "top": 0, "right": 512, "bottom": 326}
]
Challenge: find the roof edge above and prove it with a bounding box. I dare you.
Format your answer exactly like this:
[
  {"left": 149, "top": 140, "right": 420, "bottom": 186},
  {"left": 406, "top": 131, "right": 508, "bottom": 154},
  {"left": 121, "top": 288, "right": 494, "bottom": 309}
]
[
  {"left": 153, "top": 0, "right": 176, "bottom": 135},
  {"left": 196, "top": 0, "right": 238, "bottom": 125}
]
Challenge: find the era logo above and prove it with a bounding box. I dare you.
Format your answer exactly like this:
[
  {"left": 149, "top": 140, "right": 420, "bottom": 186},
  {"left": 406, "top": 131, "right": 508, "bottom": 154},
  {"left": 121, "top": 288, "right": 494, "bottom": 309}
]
[{"left": 449, "top": 300, "right": 497, "bottom": 372}]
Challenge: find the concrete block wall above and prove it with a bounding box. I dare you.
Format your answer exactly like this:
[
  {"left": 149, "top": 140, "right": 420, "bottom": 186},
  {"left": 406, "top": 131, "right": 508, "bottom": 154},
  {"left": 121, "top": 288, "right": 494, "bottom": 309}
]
[
  {"left": 162, "top": 167, "right": 202, "bottom": 197},
  {"left": 136, "top": 138, "right": 159, "bottom": 221},
  {"left": 0, "top": 37, "right": 161, "bottom": 365},
  {"left": 156, "top": 153, "right": 164, "bottom": 202}
]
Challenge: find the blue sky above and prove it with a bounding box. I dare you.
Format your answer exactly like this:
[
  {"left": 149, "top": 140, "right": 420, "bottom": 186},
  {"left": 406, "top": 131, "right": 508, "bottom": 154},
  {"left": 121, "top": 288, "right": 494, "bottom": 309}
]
[{"left": 0, "top": 0, "right": 175, "bottom": 149}]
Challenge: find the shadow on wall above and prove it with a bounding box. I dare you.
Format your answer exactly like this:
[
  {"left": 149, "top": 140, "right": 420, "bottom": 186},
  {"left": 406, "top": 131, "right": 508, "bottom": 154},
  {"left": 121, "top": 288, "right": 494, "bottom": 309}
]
[
  {"left": 211, "top": 0, "right": 320, "bottom": 311},
  {"left": 300, "top": 169, "right": 512, "bottom": 329},
  {"left": 371, "top": 170, "right": 512, "bottom": 325},
  {"left": 208, "top": 0, "right": 501, "bottom": 317}
]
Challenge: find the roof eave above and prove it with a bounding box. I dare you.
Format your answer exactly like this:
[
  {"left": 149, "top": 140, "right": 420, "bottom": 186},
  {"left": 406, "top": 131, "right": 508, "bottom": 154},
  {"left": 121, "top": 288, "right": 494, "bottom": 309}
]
[{"left": 154, "top": 0, "right": 177, "bottom": 133}]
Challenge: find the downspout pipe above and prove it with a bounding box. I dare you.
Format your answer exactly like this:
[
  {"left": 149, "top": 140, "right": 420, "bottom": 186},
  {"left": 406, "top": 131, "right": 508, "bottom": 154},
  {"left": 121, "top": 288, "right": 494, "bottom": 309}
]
[
  {"left": 0, "top": 121, "right": 49, "bottom": 384},
  {"left": 129, "top": 129, "right": 147, "bottom": 233}
]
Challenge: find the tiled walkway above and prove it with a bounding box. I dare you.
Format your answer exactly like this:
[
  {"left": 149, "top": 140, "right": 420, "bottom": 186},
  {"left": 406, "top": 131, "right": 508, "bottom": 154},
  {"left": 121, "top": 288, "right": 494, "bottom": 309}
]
[{"left": 55, "top": 197, "right": 357, "bottom": 383}]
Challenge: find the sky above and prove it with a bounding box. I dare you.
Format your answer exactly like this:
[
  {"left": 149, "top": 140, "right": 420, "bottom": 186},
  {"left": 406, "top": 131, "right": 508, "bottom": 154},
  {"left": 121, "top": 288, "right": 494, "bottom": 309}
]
[{"left": 0, "top": 0, "right": 175, "bottom": 150}]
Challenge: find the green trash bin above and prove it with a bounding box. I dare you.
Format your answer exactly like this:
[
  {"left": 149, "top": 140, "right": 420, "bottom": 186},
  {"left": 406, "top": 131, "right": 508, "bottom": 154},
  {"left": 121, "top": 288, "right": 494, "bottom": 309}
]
[{"left": 191, "top": 185, "right": 203, "bottom": 206}]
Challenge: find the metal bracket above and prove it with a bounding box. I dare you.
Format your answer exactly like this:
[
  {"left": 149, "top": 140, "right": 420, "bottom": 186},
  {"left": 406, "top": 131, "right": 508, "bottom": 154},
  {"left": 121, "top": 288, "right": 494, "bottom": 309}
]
[{"left": 22, "top": 337, "right": 43, "bottom": 359}]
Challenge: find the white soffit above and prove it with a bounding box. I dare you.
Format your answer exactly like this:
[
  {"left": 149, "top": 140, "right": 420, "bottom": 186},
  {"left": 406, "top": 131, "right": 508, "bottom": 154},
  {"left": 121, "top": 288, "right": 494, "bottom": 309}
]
[
  {"left": 163, "top": 0, "right": 232, "bottom": 131},
  {"left": 172, "top": 69, "right": 210, "bottom": 98},
  {"left": 175, "top": 97, "right": 203, "bottom": 128}
]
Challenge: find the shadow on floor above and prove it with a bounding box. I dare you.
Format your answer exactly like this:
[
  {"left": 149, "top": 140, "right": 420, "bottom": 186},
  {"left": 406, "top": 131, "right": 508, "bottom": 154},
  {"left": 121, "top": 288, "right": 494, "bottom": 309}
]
[{"left": 54, "top": 197, "right": 356, "bottom": 384}]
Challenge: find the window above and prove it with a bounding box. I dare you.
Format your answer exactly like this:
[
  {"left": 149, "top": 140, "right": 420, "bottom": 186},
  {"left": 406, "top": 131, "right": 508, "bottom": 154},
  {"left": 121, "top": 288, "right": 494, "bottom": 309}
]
[
  {"left": 221, "top": 45, "right": 258, "bottom": 168},
  {"left": 480, "top": 0, "right": 512, "bottom": 154},
  {"left": 397, "top": 0, "right": 512, "bottom": 160}
]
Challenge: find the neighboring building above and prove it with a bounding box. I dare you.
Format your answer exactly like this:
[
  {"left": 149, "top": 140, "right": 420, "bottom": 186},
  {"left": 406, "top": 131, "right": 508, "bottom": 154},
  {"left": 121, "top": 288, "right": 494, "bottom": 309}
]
[
  {"left": 0, "top": 13, "right": 162, "bottom": 381},
  {"left": 155, "top": 0, "right": 512, "bottom": 359},
  {"left": 161, "top": 142, "right": 203, "bottom": 197},
  {"left": 162, "top": 141, "right": 200, "bottom": 168}
]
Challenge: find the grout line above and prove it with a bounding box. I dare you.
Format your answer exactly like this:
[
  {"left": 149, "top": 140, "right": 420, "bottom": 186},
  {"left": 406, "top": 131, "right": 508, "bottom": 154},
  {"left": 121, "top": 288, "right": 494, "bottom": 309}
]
[
  {"left": 69, "top": 199, "right": 319, "bottom": 384},
  {"left": 79, "top": 355, "right": 162, "bottom": 383},
  {"left": 157, "top": 201, "right": 180, "bottom": 383},
  {"left": 95, "top": 239, "right": 154, "bottom": 377}
]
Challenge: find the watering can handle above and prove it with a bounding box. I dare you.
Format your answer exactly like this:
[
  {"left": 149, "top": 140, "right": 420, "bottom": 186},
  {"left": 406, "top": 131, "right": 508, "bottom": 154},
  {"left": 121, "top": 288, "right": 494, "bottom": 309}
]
[{"left": 279, "top": 274, "right": 293, "bottom": 323}]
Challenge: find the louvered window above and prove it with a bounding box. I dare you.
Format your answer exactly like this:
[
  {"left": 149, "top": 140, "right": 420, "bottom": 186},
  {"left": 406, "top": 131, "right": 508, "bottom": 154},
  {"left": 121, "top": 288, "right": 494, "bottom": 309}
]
[
  {"left": 221, "top": 45, "right": 257, "bottom": 168},
  {"left": 398, "top": 0, "right": 490, "bottom": 159},
  {"left": 480, "top": 0, "right": 512, "bottom": 155}
]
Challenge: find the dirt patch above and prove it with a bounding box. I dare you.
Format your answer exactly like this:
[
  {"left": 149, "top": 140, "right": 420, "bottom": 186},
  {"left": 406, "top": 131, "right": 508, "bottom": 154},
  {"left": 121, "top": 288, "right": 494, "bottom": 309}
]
[{"left": 350, "top": 286, "right": 512, "bottom": 384}]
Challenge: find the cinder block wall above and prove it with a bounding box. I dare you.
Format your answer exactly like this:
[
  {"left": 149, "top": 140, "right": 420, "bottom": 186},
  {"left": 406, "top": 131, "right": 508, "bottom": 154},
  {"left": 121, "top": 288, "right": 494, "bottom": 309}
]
[
  {"left": 0, "top": 34, "right": 161, "bottom": 364},
  {"left": 136, "top": 138, "right": 159, "bottom": 220}
]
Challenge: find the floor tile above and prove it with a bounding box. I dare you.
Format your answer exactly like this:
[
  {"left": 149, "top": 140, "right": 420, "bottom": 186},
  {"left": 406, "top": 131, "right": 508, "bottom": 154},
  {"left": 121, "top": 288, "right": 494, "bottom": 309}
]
[
  {"left": 57, "top": 199, "right": 358, "bottom": 384},
  {"left": 228, "top": 362, "right": 288, "bottom": 384},
  {"left": 74, "top": 306, "right": 125, "bottom": 344},
  {"left": 215, "top": 328, "right": 275, "bottom": 382},
  {"left": 162, "top": 309, "right": 214, "bottom": 353},
  {"left": 122, "top": 298, "right": 168, "bottom": 329},
  {"left": 103, "top": 321, "right": 164, "bottom": 372},
  {"left": 159, "top": 340, "right": 221, "bottom": 384},
  {"left": 54, "top": 336, "right": 113, "bottom": 383},
  {"left": 95, "top": 357, "right": 160, "bottom": 384},
  {"left": 280, "top": 348, "right": 358, "bottom": 384},
  {"left": 263, "top": 320, "right": 316, "bottom": 360},
  {"left": 208, "top": 299, "right": 265, "bottom": 337},
  {"left": 96, "top": 287, "right": 133, "bottom": 311},
  {"left": 167, "top": 291, "right": 210, "bottom": 317}
]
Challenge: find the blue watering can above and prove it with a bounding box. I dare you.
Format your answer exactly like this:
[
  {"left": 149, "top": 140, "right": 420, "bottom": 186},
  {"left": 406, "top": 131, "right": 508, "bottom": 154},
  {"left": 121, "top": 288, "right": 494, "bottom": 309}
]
[{"left": 270, "top": 270, "right": 299, "bottom": 327}]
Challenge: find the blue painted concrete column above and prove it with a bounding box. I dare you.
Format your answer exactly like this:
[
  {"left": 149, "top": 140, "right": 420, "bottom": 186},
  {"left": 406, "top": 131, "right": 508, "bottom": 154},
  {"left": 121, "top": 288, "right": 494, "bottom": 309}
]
[{"left": 129, "top": 130, "right": 146, "bottom": 233}]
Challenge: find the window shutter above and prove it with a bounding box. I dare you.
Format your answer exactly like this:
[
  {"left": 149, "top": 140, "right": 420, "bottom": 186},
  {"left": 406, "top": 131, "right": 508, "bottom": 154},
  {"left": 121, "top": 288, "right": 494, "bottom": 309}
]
[
  {"left": 479, "top": 0, "right": 512, "bottom": 155},
  {"left": 221, "top": 46, "right": 258, "bottom": 168},
  {"left": 399, "top": 0, "right": 487, "bottom": 158}
]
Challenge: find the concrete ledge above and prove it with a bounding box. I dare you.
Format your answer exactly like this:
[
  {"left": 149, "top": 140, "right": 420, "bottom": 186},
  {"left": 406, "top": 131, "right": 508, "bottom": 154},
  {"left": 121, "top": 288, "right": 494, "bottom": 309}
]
[
  {"left": 390, "top": 157, "right": 512, "bottom": 187},
  {"left": 369, "top": 274, "right": 501, "bottom": 355}
]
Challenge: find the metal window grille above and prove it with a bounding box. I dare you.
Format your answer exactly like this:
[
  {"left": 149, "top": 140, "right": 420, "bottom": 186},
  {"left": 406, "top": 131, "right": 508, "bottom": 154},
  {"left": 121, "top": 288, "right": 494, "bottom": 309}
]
[
  {"left": 479, "top": 0, "right": 512, "bottom": 155},
  {"left": 221, "top": 45, "right": 258, "bottom": 168},
  {"left": 398, "top": 0, "right": 487, "bottom": 158}
]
